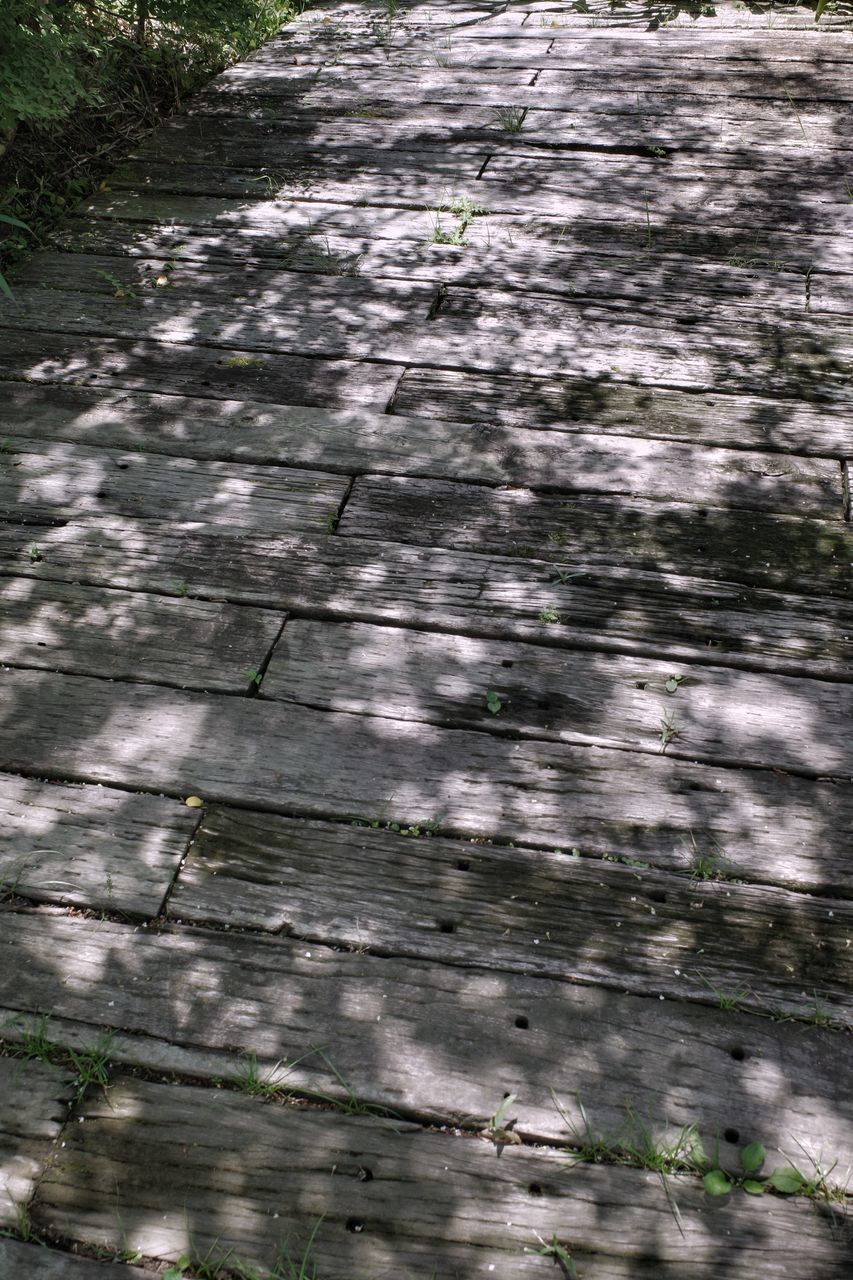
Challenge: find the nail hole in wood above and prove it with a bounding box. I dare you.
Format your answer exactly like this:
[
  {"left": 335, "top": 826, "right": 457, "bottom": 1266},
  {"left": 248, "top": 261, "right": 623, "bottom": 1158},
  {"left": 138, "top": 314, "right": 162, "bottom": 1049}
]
[
  {"left": 501, "top": 659, "right": 514, "bottom": 668},
  {"left": 514, "top": 1015, "right": 529, "bottom": 1030},
  {"left": 730, "top": 1047, "right": 747, "bottom": 1062},
  {"left": 635, "top": 681, "right": 647, "bottom": 689},
  {"left": 346, "top": 1218, "right": 365, "bottom": 1233},
  {"left": 456, "top": 859, "right": 471, "bottom": 872},
  {"left": 528, "top": 1182, "right": 543, "bottom": 1196},
  {"left": 357, "top": 1166, "right": 373, "bottom": 1182},
  {"left": 724, "top": 1128, "right": 740, "bottom": 1145},
  {"left": 438, "top": 920, "right": 455, "bottom": 934},
  {"left": 648, "top": 890, "right": 667, "bottom": 904}
]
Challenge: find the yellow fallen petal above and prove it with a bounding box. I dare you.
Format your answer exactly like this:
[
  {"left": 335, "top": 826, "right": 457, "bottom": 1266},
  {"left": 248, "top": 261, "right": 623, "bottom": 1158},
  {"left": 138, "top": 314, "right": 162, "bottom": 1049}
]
[{"left": 185, "top": 795, "right": 204, "bottom": 808}]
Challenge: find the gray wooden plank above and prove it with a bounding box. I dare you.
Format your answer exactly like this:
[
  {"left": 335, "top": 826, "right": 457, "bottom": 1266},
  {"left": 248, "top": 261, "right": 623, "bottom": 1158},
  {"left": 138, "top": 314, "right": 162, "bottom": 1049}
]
[
  {"left": 0, "top": 1056, "right": 72, "bottom": 1228},
  {"left": 338, "top": 477, "right": 853, "bottom": 597},
  {"left": 415, "top": 285, "right": 853, "bottom": 394},
  {"left": 0, "top": 386, "right": 839, "bottom": 515},
  {"left": 0, "top": 578, "right": 284, "bottom": 692},
  {"left": 8, "top": 911, "right": 853, "bottom": 1156},
  {"left": 0, "top": 438, "right": 349, "bottom": 533},
  {"left": 0, "top": 331, "right": 402, "bottom": 409},
  {"left": 171, "top": 804, "right": 853, "bottom": 1017},
  {"left": 69, "top": 188, "right": 853, "bottom": 274},
  {"left": 0, "top": 277, "right": 435, "bottom": 368},
  {"left": 391, "top": 367, "right": 853, "bottom": 456},
  {"left": 32, "top": 1075, "right": 853, "bottom": 1278},
  {"left": 263, "top": 618, "right": 853, "bottom": 776},
  {"left": 2, "top": 668, "right": 851, "bottom": 882},
  {"left": 106, "top": 148, "right": 490, "bottom": 204},
  {"left": 129, "top": 104, "right": 853, "bottom": 164},
  {"left": 3, "top": 517, "right": 852, "bottom": 678},
  {"left": 3, "top": 276, "right": 850, "bottom": 398},
  {"left": 476, "top": 152, "right": 853, "bottom": 232},
  {"left": 534, "top": 63, "right": 853, "bottom": 99},
  {"left": 18, "top": 239, "right": 841, "bottom": 328},
  {"left": 0, "top": 773, "right": 195, "bottom": 915},
  {"left": 0, "top": 1242, "right": 158, "bottom": 1280}
]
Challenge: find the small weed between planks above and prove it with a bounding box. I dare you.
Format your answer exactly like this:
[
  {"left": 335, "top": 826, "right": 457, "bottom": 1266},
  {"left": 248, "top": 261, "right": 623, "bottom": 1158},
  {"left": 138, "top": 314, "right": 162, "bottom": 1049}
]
[
  {"left": 553, "top": 1093, "right": 850, "bottom": 1209},
  {"left": 492, "top": 106, "right": 527, "bottom": 133},
  {"left": 526, "top": 1236, "right": 580, "bottom": 1279},
  {"left": 5, "top": 1013, "right": 115, "bottom": 1100},
  {"left": 429, "top": 195, "right": 487, "bottom": 248}
]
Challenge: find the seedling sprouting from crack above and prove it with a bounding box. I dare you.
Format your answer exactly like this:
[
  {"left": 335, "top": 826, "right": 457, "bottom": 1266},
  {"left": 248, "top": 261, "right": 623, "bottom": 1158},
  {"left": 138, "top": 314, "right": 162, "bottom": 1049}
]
[
  {"left": 659, "top": 710, "right": 680, "bottom": 752},
  {"left": 492, "top": 106, "right": 527, "bottom": 133},
  {"left": 483, "top": 1092, "right": 521, "bottom": 1148}
]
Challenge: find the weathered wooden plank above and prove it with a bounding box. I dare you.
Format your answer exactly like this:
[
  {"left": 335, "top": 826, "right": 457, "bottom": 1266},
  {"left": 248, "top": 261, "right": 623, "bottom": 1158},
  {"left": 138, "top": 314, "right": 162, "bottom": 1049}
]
[
  {"left": 338, "top": 477, "right": 853, "bottom": 596},
  {"left": 32, "top": 1075, "right": 853, "bottom": 1278},
  {"left": 0, "top": 438, "right": 349, "bottom": 533},
  {"left": 1, "top": 390, "right": 838, "bottom": 516},
  {"left": 0, "top": 578, "right": 284, "bottom": 693},
  {"left": 3, "top": 518, "right": 852, "bottom": 678},
  {"left": 0, "top": 331, "right": 402, "bottom": 409},
  {"left": 263, "top": 618, "right": 853, "bottom": 776},
  {"left": 0, "top": 1241, "right": 159, "bottom": 1280},
  {"left": 0, "top": 1242, "right": 158, "bottom": 1280},
  {"left": 3, "top": 276, "right": 849, "bottom": 397},
  {"left": 0, "top": 277, "right": 434, "bottom": 368},
  {"left": 66, "top": 181, "right": 853, "bottom": 276},
  {"left": 19, "top": 240, "right": 839, "bottom": 328},
  {"left": 476, "top": 152, "right": 853, "bottom": 231},
  {"left": 2, "top": 668, "right": 852, "bottom": 877},
  {"left": 130, "top": 104, "right": 853, "bottom": 165},
  {"left": 392, "top": 368, "right": 853, "bottom": 455},
  {"left": 415, "top": 284, "right": 853, "bottom": 392},
  {"left": 0, "top": 1056, "right": 72, "bottom": 1227},
  {"left": 3, "top": 910, "right": 853, "bottom": 1172},
  {"left": 175, "top": 804, "right": 853, "bottom": 1012},
  {"left": 101, "top": 148, "right": 853, "bottom": 238},
  {"left": 0, "top": 773, "right": 195, "bottom": 914},
  {"left": 106, "top": 146, "right": 490, "bottom": 205},
  {"left": 534, "top": 63, "right": 853, "bottom": 99}
]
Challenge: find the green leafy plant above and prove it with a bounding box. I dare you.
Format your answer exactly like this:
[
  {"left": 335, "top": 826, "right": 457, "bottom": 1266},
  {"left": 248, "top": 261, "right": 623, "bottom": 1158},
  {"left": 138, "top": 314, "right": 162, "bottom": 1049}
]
[
  {"left": 492, "top": 106, "right": 526, "bottom": 133},
  {"left": 483, "top": 1092, "right": 521, "bottom": 1145},
  {"left": 94, "top": 267, "right": 136, "bottom": 298},
  {"left": 658, "top": 710, "right": 680, "bottom": 752},
  {"left": 429, "top": 195, "right": 487, "bottom": 247},
  {"left": 485, "top": 690, "right": 502, "bottom": 715},
  {"left": 0, "top": 211, "right": 32, "bottom": 298},
  {"left": 526, "top": 1235, "right": 580, "bottom": 1278}
]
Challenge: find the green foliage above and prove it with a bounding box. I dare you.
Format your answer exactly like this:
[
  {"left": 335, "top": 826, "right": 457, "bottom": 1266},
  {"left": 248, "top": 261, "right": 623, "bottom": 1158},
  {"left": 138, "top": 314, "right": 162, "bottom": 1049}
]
[{"left": 1, "top": 3, "right": 300, "bottom": 139}]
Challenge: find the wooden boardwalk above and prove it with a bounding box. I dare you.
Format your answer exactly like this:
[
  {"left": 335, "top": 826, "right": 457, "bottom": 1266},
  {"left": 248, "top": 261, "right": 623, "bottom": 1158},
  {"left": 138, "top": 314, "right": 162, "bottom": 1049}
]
[{"left": 1, "top": 1, "right": 852, "bottom": 1275}]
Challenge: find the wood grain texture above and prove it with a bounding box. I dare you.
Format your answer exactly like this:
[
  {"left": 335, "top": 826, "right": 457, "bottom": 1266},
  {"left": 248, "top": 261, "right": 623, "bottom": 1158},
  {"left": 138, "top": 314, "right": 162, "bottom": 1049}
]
[
  {"left": 32, "top": 1075, "right": 853, "bottom": 1278},
  {"left": 391, "top": 366, "right": 853, "bottom": 456},
  {"left": 0, "top": 386, "right": 839, "bottom": 514},
  {"left": 0, "top": 437, "right": 349, "bottom": 533},
  {"left": 263, "top": 618, "right": 853, "bottom": 776},
  {"left": 339, "top": 476, "right": 853, "bottom": 596},
  {"left": 0, "top": 277, "right": 435, "bottom": 366},
  {"left": 0, "top": 773, "right": 195, "bottom": 914},
  {"left": 0, "top": 1242, "right": 158, "bottom": 1280},
  {"left": 0, "top": 1056, "right": 72, "bottom": 1227},
  {"left": 20, "top": 242, "right": 843, "bottom": 326},
  {"left": 0, "top": 333, "right": 402, "bottom": 409},
  {"left": 172, "top": 804, "right": 853, "bottom": 1015},
  {"left": 8, "top": 910, "right": 853, "bottom": 1156},
  {"left": 2, "top": 668, "right": 851, "bottom": 886},
  {"left": 0, "top": 578, "right": 283, "bottom": 692},
  {"left": 3, "top": 518, "right": 852, "bottom": 678}
]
